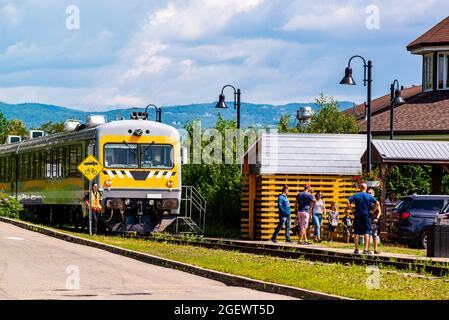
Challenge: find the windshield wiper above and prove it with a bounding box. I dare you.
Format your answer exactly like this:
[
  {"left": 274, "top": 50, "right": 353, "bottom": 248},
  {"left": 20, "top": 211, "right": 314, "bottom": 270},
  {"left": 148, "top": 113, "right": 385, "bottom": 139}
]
[{"left": 123, "top": 141, "right": 136, "bottom": 155}]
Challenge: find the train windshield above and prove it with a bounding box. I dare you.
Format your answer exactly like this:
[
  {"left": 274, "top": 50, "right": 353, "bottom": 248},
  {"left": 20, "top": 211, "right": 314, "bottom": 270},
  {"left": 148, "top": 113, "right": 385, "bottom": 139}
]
[
  {"left": 141, "top": 144, "right": 174, "bottom": 169},
  {"left": 104, "top": 143, "right": 138, "bottom": 168}
]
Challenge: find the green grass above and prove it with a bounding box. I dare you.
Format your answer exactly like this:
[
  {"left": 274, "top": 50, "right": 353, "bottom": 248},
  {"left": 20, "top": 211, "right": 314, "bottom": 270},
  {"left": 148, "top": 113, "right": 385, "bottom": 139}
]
[
  {"left": 314, "top": 240, "right": 427, "bottom": 257},
  {"left": 72, "top": 233, "right": 449, "bottom": 300}
]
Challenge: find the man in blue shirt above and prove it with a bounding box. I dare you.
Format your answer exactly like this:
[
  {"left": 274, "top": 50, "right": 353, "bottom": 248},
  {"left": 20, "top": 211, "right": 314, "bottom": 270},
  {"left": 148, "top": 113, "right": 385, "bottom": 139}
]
[
  {"left": 347, "top": 183, "right": 381, "bottom": 255},
  {"left": 271, "top": 185, "right": 293, "bottom": 244},
  {"left": 295, "top": 184, "right": 316, "bottom": 245}
]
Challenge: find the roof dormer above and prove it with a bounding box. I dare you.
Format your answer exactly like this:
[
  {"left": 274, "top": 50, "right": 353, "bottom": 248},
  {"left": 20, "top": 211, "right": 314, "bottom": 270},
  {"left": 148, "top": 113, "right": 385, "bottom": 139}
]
[{"left": 408, "top": 16, "right": 449, "bottom": 92}]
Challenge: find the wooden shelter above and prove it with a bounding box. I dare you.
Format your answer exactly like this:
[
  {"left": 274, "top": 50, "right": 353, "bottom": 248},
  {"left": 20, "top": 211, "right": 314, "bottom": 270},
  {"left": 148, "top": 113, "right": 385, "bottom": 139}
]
[
  {"left": 241, "top": 133, "right": 366, "bottom": 240},
  {"left": 362, "top": 140, "right": 449, "bottom": 225}
]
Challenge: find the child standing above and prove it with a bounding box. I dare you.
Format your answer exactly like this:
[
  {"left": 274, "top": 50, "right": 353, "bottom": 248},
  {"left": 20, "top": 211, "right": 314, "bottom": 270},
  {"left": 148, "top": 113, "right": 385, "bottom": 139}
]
[
  {"left": 327, "top": 202, "right": 340, "bottom": 242},
  {"left": 342, "top": 209, "right": 353, "bottom": 244}
]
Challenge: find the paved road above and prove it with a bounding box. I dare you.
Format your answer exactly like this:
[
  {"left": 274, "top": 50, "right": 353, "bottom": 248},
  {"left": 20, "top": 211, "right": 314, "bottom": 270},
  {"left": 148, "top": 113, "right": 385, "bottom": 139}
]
[{"left": 0, "top": 222, "right": 294, "bottom": 300}]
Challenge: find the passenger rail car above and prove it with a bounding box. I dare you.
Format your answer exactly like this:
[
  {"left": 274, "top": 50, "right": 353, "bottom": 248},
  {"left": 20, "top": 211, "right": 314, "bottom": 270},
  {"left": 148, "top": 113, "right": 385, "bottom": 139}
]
[{"left": 0, "top": 115, "right": 182, "bottom": 233}]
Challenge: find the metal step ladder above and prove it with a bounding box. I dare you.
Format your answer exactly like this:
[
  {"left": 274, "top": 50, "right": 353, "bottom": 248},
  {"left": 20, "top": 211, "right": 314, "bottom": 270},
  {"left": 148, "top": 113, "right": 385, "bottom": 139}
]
[{"left": 176, "top": 186, "right": 207, "bottom": 235}]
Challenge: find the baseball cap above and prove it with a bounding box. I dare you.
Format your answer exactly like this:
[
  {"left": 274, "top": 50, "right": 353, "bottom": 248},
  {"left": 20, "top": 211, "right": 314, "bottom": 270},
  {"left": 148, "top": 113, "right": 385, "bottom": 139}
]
[{"left": 304, "top": 183, "right": 311, "bottom": 189}]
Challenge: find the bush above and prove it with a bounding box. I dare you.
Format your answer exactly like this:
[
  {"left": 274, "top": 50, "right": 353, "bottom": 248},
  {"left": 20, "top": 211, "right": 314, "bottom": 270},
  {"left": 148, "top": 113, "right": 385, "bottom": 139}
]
[{"left": 0, "top": 194, "right": 23, "bottom": 219}]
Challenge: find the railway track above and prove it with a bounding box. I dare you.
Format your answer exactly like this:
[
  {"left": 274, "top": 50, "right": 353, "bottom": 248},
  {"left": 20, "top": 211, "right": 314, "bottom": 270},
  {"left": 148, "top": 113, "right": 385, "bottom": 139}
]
[
  {"left": 127, "top": 234, "right": 449, "bottom": 277},
  {"left": 53, "top": 226, "right": 449, "bottom": 277}
]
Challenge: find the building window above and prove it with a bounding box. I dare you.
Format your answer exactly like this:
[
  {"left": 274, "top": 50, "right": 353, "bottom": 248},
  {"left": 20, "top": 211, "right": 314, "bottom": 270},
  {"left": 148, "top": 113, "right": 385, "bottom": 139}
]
[
  {"left": 435, "top": 52, "right": 449, "bottom": 90},
  {"left": 438, "top": 54, "right": 445, "bottom": 89},
  {"left": 446, "top": 54, "right": 449, "bottom": 87},
  {"left": 424, "top": 54, "right": 433, "bottom": 91}
]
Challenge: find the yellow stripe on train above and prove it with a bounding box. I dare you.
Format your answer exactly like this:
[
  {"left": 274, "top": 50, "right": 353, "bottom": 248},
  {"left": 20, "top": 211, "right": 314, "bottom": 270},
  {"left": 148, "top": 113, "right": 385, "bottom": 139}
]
[{"left": 103, "top": 170, "right": 176, "bottom": 180}]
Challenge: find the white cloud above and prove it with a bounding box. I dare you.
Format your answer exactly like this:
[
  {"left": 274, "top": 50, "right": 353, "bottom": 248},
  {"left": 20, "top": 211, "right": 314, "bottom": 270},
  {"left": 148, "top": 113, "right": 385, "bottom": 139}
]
[
  {"left": 3, "top": 0, "right": 449, "bottom": 110},
  {"left": 281, "top": 1, "right": 449, "bottom": 33},
  {"left": 0, "top": 3, "right": 22, "bottom": 27},
  {"left": 283, "top": 4, "right": 359, "bottom": 31},
  {"left": 121, "top": 42, "right": 172, "bottom": 80},
  {"left": 143, "top": 0, "right": 263, "bottom": 40}
]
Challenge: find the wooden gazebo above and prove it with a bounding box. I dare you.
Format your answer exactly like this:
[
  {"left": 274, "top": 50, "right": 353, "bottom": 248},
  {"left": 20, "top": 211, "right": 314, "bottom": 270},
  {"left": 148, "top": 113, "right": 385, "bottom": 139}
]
[{"left": 362, "top": 140, "right": 449, "bottom": 215}]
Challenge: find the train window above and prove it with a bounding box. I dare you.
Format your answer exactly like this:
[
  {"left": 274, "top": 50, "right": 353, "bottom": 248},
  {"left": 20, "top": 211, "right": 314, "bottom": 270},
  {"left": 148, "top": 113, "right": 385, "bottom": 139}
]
[
  {"left": 1, "top": 158, "right": 5, "bottom": 182},
  {"left": 34, "top": 153, "right": 40, "bottom": 179},
  {"left": 0, "top": 158, "right": 4, "bottom": 182},
  {"left": 51, "top": 149, "right": 58, "bottom": 178},
  {"left": 140, "top": 144, "right": 174, "bottom": 169},
  {"left": 104, "top": 143, "right": 138, "bottom": 168},
  {"left": 28, "top": 154, "right": 32, "bottom": 180},
  {"left": 40, "top": 151, "right": 45, "bottom": 179},
  {"left": 1, "top": 158, "right": 4, "bottom": 182},
  {"left": 64, "top": 147, "right": 70, "bottom": 177},
  {"left": 18, "top": 155, "right": 22, "bottom": 181},
  {"left": 58, "top": 147, "right": 64, "bottom": 177},
  {"left": 45, "top": 150, "right": 51, "bottom": 178},
  {"left": 69, "top": 145, "right": 82, "bottom": 176}
]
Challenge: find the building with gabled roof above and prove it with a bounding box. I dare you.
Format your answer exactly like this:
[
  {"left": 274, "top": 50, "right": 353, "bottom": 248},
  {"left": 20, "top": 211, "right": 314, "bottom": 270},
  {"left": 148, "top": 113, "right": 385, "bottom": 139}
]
[
  {"left": 240, "top": 133, "right": 366, "bottom": 240},
  {"left": 344, "top": 16, "right": 449, "bottom": 140}
]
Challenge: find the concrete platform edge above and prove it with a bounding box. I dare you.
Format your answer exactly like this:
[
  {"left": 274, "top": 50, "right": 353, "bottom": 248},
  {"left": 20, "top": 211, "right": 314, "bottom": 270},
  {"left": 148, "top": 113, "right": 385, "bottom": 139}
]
[{"left": 0, "top": 217, "right": 353, "bottom": 301}]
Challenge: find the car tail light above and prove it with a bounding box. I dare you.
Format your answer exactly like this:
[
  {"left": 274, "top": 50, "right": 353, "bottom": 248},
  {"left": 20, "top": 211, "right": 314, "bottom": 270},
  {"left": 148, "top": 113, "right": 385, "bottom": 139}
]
[{"left": 399, "top": 212, "right": 411, "bottom": 220}]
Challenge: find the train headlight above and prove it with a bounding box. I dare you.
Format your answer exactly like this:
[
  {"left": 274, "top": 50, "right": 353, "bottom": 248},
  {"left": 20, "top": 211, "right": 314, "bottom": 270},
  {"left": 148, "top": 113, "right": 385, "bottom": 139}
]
[
  {"left": 149, "top": 200, "right": 155, "bottom": 206},
  {"left": 133, "top": 129, "right": 143, "bottom": 136},
  {"left": 105, "top": 179, "right": 113, "bottom": 188},
  {"left": 166, "top": 180, "right": 174, "bottom": 188},
  {"left": 124, "top": 198, "right": 131, "bottom": 206}
]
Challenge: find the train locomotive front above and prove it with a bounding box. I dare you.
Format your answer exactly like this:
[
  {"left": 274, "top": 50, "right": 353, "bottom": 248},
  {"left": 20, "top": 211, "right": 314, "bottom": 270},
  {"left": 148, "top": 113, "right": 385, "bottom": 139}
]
[{"left": 96, "top": 114, "right": 181, "bottom": 233}]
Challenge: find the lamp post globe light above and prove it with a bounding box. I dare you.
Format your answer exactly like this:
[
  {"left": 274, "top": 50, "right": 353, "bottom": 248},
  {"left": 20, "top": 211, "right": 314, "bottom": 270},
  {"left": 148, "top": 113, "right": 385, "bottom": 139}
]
[
  {"left": 340, "top": 55, "right": 373, "bottom": 174},
  {"left": 215, "top": 85, "right": 242, "bottom": 129},
  {"left": 144, "top": 104, "right": 162, "bottom": 123},
  {"left": 389, "top": 80, "right": 406, "bottom": 140}
]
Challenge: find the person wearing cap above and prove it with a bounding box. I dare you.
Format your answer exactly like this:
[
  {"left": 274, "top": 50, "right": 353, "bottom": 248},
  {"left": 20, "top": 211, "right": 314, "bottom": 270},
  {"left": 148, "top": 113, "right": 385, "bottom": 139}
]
[
  {"left": 271, "top": 185, "right": 293, "bottom": 244},
  {"left": 295, "top": 184, "right": 316, "bottom": 245},
  {"left": 347, "top": 183, "right": 381, "bottom": 255}
]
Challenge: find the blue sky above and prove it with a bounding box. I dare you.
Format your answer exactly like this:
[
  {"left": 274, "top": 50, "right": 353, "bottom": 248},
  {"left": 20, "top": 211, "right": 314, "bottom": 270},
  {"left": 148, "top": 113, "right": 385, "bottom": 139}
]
[{"left": 0, "top": 0, "right": 448, "bottom": 111}]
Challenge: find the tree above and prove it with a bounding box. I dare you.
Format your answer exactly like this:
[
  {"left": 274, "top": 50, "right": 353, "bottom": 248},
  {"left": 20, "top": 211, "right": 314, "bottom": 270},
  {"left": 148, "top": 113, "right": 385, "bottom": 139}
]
[
  {"left": 278, "top": 94, "right": 360, "bottom": 134},
  {"left": 4, "top": 119, "right": 28, "bottom": 140},
  {"left": 277, "top": 114, "right": 299, "bottom": 133},
  {"left": 182, "top": 115, "right": 243, "bottom": 237},
  {"left": 36, "top": 121, "right": 65, "bottom": 134},
  {"left": 304, "top": 94, "right": 360, "bottom": 134},
  {"left": 387, "top": 165, "right": 432, "bottom": 196},
  {"left": 0, "top": 111, "right": 8, "bottom": 143}
]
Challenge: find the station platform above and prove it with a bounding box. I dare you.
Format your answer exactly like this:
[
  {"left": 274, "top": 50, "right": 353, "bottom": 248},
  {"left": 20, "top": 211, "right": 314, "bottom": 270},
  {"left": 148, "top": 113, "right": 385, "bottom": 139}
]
[{"left": 207, "top": 238, "right": 449, "bottom": 264}]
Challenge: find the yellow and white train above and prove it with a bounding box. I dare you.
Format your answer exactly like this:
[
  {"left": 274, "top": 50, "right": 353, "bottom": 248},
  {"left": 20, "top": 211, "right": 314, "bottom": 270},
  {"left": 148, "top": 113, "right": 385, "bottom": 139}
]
[{"left": 0, "top": 112, "right": 181, "bottom": 233}]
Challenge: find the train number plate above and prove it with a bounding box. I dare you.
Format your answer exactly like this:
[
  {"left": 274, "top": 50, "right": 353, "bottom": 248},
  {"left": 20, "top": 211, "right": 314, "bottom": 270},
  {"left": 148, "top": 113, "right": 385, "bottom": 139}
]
[{"left": 147, "top": 194, "right": 162, "bottom": 199}]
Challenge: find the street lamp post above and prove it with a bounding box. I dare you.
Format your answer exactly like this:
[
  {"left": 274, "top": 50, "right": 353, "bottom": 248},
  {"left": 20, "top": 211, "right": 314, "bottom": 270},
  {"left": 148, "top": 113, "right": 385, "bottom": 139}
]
[
  {"left": 145, "top": 104, "right": 162, "bottom": 123},
  {"left": 340, "top": 56, "right": 373, "bottom": 174},
  {"left": 389, "top": 80, "right": 406, "bottom": 140},
  {"left": 215, "top": 85, "right": 242, "bottom": 129}
]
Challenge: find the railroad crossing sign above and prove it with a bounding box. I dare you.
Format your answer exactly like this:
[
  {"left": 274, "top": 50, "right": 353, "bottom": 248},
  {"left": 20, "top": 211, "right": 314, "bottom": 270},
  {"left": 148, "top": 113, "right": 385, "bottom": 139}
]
[{"left": 77, "top": 155, "right": 104, "bottom": 181}]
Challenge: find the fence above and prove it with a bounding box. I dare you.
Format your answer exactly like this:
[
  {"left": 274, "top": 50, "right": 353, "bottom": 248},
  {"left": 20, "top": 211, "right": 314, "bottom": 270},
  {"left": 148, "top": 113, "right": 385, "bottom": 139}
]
[{"left": 241, "top": 174, "right": 358, "bottom": 240}]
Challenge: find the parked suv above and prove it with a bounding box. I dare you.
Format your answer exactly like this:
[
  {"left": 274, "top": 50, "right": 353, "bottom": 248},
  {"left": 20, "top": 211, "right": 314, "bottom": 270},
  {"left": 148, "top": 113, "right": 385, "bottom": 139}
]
[{"left": 388, "top": 195, "right": 449, "bottom": 249}]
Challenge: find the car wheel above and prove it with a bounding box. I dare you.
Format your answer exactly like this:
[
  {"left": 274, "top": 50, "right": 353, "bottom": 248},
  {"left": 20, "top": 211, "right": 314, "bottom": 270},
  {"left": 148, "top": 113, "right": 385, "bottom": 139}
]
[{"left": 419, "top": 230, "right": 429, "bottom": 249}]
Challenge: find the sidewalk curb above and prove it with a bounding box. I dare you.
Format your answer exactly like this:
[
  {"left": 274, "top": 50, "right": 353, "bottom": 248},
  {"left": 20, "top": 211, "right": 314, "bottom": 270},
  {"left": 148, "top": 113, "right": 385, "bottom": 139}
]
[{"left": 0, "top": 217, "right": 352, "bottom": 300}]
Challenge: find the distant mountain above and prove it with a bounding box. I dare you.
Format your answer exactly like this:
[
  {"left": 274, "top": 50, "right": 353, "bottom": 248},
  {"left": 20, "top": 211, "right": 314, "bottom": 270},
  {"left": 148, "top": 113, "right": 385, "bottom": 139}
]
[{"left": 0, "top": 101, "right": 354, "bottom": 130}]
